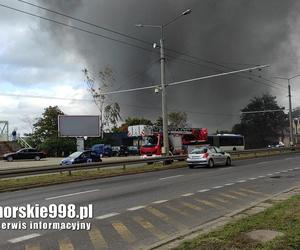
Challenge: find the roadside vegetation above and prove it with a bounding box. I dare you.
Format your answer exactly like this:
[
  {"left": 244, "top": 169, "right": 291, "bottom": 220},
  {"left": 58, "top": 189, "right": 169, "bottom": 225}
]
[{"left": 176, "top": 195, "right": 300, "bottom": 250}]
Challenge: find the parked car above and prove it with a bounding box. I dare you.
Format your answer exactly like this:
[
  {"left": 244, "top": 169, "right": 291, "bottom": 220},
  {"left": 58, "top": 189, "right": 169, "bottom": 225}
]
[
  {"left": 60, "top": 150, "right": 102, "bottom": 166},
  {"left": 91, "top": 144, "right": 112, "bottom": 157},
  {"left": 111, "top": 146, "right": 129, "bottom": 157},
  {"left": 186, "top": 146, "right": 231, "bottom": 168},
  {"left": 127, "top": 146, "right": 139, "bottom": 156},
  {"left": 3, "top": 148, "right": 46, "bottom": 162}
]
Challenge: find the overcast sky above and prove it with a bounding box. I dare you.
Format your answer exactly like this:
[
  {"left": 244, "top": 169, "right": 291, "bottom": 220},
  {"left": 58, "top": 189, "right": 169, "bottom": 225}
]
[{"left": 1, "top": 0, "right": 300, "bottom": 136}]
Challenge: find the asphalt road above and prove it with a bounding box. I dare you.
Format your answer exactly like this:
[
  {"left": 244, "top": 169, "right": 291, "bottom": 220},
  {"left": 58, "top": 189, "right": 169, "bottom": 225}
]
[
  {"left": 0, "top": 154, "right": 300, "bottom": 249},
  {"left": 0, "top": 156, "right": 140, "bottom": 170}
]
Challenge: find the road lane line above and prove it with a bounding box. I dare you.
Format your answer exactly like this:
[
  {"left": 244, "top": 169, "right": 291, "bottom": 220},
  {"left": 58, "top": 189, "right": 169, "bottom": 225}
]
[
  {"left": 8, "top": 234, "right": 41, "bottom": 243},
  {"left": 249, "top": 177, "right": 257, "bottom": 180},
  {"left": 281, "top": 170, "right": 288, "bottom": 173},
  {"left": 45, "top": 189, "right": 100, "bottom": 200},
  {"left": 112, "top": 221, "right": 136, "bottom": 244},
  {"left": 237, "top": 180, "right": 246, "bottom": 183},
  {"left": 212, "top": 186, "right": 223, "bottom": 189},
  {"left": 275, "top": 172, "right": 281, "bottom": 174},
  {"left": 25, "top": 243, "right": 40, "bottom": 250},
  {"left": 59, "top": 238, "right": 74, "bottom": 250},
  {"left": 152, "top": 200, "right": 168, "bottom": 204},
  {"left": 267, "top": 173, "right": 273, "bottom": 176},
  {"left": 159, "top": 175, "right": 184, "bottom": 180},
  {"left": 258, "top": 176, "right": 265, "bottom": 178},
  {"left": 133, "top": 215, "right": 166, "bottom": 240},
  {"left": 225, "top": 183, "right": 234, "bottom": 186},
  {"left": 181, "top": 193, "right": 194, "bottom": 197},
  {"left": 127, "top": 206, "right": 146, "bottom": 211},
  {"left": 88, "top": 227, "right": 108, "bottom": 250},
  {"left": 96, "top": 213, "right": 120, "bottom": 220},
  {"left": 197, "top": 189, "right": 210, "bottom": 193}
]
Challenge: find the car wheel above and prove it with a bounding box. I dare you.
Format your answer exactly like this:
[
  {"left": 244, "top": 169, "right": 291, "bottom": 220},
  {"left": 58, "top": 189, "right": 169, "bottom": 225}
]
[
  {"left": 208, "top": 159, "right": 214, "bottom": 168},
  {"left": 7, "top": 156, "right": 13, "bottom": 162},
  {"left": 35, "top": 156, "right": 41, "bottom": 161},
  {"left": 188, "top": 165, "right": 194, "bottom": 169},
  {"left": 226, "top": 157, "right": 231, "bottom": 166}
]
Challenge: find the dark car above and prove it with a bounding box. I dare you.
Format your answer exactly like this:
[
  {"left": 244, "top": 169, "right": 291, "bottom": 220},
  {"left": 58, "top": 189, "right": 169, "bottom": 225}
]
[
  {"left": 3, "top": 148, "right": 46, "bottom": 162},
  {"left": 127, "top": 146, "right": 139, "bottom": 156},
  {"left": 91, "top": 144, "right": 112, "bottom": 157},
  {"left": 111, "top": 146, "right": 129, "bottom": 157},
  {"left": 60, "top": 150, "right": 102, "bottom": 166}
]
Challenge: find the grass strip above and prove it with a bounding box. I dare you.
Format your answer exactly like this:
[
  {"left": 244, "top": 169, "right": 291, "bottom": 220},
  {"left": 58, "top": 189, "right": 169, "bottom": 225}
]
[
  {"left": 0, "top": 161, "right": 187, "bottom": 192},
  {"left": 176, "top": 195, "right": 300, "bottom": 250}
]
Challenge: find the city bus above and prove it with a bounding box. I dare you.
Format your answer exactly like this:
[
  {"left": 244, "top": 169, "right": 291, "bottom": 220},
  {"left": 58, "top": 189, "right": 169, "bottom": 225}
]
[{"left": 207, "top": 134, "right": 245, "bottom": 151}]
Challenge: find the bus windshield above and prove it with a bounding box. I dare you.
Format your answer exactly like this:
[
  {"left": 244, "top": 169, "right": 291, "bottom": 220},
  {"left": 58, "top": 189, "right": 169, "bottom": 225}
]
[{"left": 142, "top": 136, "right": 158, "bottom": 147}]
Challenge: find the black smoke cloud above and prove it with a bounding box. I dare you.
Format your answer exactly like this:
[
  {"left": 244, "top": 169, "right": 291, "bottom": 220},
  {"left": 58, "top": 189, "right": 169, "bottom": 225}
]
[{"left": 38, "top": 0, "right": 300, "bottom": 131}]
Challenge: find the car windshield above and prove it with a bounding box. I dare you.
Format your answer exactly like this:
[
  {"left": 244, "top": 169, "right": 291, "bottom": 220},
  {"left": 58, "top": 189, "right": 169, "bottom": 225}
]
[
  {"left": 68, "top": 152, "right": 82, "bottom": 158},
  {"left": 142, "top": 136, "right": 158, "bottom": 147},
  {"left": 190, "top": 148, "right": 208, "bottom": 154}
]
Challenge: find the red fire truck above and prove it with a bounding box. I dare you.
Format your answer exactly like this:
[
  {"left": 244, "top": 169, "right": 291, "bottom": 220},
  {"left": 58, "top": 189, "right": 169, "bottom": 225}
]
[{"left": 127, "top": 125, "right": 208, "bottom": 156}]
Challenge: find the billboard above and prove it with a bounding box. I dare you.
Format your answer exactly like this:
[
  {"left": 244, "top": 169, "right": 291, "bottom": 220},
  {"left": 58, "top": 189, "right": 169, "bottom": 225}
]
[{"left": 58, "top": 115, "right": 100, "bottom": 137}]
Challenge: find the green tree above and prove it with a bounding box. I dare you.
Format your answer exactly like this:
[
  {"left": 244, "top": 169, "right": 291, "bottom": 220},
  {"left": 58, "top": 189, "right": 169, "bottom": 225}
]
[
  {"left": 168, "top": 112, "right": 188, "bottom": 128},
  {"left": 232, "top": 94, "right": 288, "bottom": 149},
  {"left": 83, "top": 66, "right": 121, "bottom": 136},
  {"left": 28, "top": 106, "right": 76, "bottom": 156}
]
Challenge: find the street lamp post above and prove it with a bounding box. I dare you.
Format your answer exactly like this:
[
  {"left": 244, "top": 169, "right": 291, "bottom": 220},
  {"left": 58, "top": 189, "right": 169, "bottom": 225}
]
[
  {"left": 274, "top": 74, "right": 300, "bottom": 146},
  {"left": 294, "top": 118, "right": 299, "bottom": 144},
  {"left": 136, "top": 9, "right": 192, "bottom": 156}
]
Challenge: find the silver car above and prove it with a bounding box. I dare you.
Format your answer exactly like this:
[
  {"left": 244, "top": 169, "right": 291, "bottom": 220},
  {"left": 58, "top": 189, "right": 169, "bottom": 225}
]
[{"left": 186, "top": 146, "right": 231, "bottom": 168}]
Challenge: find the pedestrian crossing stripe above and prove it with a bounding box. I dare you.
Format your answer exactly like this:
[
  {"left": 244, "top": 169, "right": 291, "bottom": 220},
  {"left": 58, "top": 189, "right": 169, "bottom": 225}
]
[
  {"left": 88, "top": 227, "right": 108, "bottom": 250},
  {"left": 59, "top": 238, "right": 74, "bottom": 250},
  {"left": 219, "top": 193, "right": 239, "bottom": 200},
  {"left": 133, "top": 215, "right": 166, "bottom": 240},
  {"left": 112, "top": 221, "right": 136, "bottom": 244},
  {"left": 25, "top": 243, "right": 40, "bottom": 250},
  {"left": 180, "top": 201, "right": 203, "bottom": 211}
]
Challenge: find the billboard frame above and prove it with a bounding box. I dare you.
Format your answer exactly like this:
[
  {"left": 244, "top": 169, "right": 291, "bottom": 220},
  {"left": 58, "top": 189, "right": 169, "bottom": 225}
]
[{"left": 58, "top": 115, "right": 100, "bottom": 138}]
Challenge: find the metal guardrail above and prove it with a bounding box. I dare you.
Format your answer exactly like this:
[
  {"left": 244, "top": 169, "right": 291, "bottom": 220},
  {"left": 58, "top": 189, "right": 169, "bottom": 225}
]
[
  {"left": 0, "top": 147, "right": 298, "bottom": 180},
  {"left": 0, "top": 155, "right": 186, "bottom": 179}
]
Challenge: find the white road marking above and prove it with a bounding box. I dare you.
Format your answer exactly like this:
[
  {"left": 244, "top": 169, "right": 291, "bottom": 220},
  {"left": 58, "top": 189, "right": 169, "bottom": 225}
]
[
  {"left": 295, "top": 167, "right": 300, "bottom": 170},
  {"left": 212, "top": 186, "right": 223, "bottom": 189},
  {"left": 197, "top": 189, "right": 210, "bottom": 193},
  {"left": 127, "top": 206, "right": 146, "bottom": 211},
  {"left": 159, "top": 175, "right": 184, "bottom": 180},
  {"left": 45, "top": 189, "right": 100, "bottom": 200},
  {"left": 152, "top": 200, "right": 168, "bottom": 204},
  {"left": 267, "top": 173, "right": 273, "bottom": 176},
  {"left": 288, "top": 169, "right": 293, "bottom": 171},
  {"left": 237, "top": 180, "right": 246, "bottom": 183},
  {"left": 275, "top": 172, "right": 281, "bottom": 174},
  {"left": 249, "top": 177, "right": 257, "bottom": 180},
  {"left": 282, "top": 170, "right": 288, "bottom": 173},
  {"left": 8, "top": 233, "right": 41, "bottom": 243},
  {"left": 181, "top": 193, "right": 194, "bottom": 197},
  {"left": 258, "top": 176, "right": 265, "bottom": 178},
  {"left": 225, "top": 183, "right": 234, "bottom": 186},
  {"left": 96, "top": 212, "right": 120, "bottom": 220}
]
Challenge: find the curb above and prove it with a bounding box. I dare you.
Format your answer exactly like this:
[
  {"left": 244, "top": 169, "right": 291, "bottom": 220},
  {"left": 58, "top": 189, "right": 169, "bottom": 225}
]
[{"left": 149, "top": 184, "right": 300, "bottom": 249}]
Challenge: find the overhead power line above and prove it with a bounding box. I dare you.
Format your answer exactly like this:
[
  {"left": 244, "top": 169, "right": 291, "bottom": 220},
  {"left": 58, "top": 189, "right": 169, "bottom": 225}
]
[
  {"left": 2, "top": 2, "right": 285, "bottom": 92},
  {"left": 14, "top": 0, "right": 283, "bottom": 89},
  {"left": 241, "top": 109, "right": 285, "bottom": 114},
  {"left": 0, "top": 92, "right": 240, "bottom": 117}
]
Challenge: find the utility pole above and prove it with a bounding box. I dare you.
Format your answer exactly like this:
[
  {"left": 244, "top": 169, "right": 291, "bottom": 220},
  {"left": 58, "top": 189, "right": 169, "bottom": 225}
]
[
  {"left": 136, "top": 9, "right": 192, "bottom": 156},
  {"left": 274, "top": 74, "right": 300, "bottom": 146},
  {"left": 288, "top": 80, "right": 293, "bottom": 146},
  {"left": 159, "top": 29, "right": 169, "bottom": 155}
]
